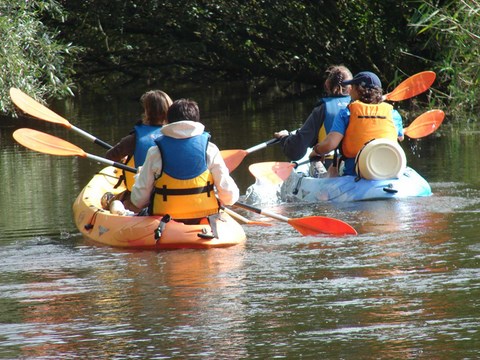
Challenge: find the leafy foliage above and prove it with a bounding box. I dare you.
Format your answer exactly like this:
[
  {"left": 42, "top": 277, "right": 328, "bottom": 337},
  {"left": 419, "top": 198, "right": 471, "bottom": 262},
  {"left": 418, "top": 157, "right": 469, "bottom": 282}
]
[
  {"left": 0, "top": 0, "right": 79, "bottom": 113},
  {"left": 56, "top": 0, "right": 421, "bottom": 92},
  {"left": 6, "top": 0, "right": 473, "bottom": 114},
  {"left": 411, "top": 0, "right": 480, "bottom": 116}
]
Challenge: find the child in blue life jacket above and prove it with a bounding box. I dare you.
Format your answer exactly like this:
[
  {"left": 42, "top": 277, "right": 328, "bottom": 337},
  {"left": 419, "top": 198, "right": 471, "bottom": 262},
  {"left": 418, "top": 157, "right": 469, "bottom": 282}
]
[
  {"left": 131, "top": 99, "right": 239, "bottom": 223},
  {"left": 102, "top": 90, "right": 172, "bottom": 213},
  {"left": 274, "top": 65, "right": 353, "bottom": 177}
]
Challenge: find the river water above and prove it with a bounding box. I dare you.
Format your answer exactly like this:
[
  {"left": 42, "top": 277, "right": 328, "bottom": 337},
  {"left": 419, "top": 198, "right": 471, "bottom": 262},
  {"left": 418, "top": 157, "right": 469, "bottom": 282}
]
[{"left": 0, "top": 82, "right": 479, "bottom": 359}]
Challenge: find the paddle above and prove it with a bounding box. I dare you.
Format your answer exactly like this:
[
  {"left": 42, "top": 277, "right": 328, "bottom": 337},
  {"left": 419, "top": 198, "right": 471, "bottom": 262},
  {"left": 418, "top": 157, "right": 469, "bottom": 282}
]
[
  {"left": 383, "top": 71, "right": 436, "bottom": 101},
  {"left": 233, "top": 201, "right": 357, "bottom": 236},
  {"left": 223, "top": 207, "right": 272, "bottom": 227},
  {"left": 220, "top": 138, "right": 280, "bottom": 172},
  {"left": 403, "top": 109, "right": 444, "bottom": 139},
  {"left": 248, "top": 160, "right": 306, "bottom": 186},
  {"left": 249, "top": 109, "right": 444, "bottom": 185},
  {"left": 10, "top": 88, "right": 113, "bottom": 150},
  {"left": 12, "top": 128, "right": 136, "bottom": 173},
  {"left": 248, "top": 160, "right": 301, "bottom": 186}
]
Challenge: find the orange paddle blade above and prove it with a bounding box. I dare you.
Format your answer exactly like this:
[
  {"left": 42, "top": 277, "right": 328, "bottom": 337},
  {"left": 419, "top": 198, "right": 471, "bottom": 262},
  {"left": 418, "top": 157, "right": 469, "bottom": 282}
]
[
  {"left": 234, "top": 201, "right": 357, "bottom": 236},
  {"left": 288, "top": 216, "right": 357, "bottom": 236},
  {"left": 249, "top": 161, "right": 294, "bottom": 184},
  {"left": 220, "top": 149, "right": 248, "bottom": 172},
  {"left": 10, "top": 88, "right": 72, "bottom": 128},
  {"left": 385, "top": 71, "right": 436, "bottom": 101},
  {"left": 404, "top": 109, "right": 445, "bottom": 139},
  {"left": 12, "top": 128, "right": 86, "bottom": 157}
]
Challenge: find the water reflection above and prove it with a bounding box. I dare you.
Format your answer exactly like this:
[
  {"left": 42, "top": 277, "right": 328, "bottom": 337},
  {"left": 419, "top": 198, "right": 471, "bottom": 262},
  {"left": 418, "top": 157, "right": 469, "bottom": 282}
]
[
  {"left": 0, "top": 243, "right": 248, "bottom": 359},
  {"left": 0, "top": 146, "right": 80, "bottom": 241}
]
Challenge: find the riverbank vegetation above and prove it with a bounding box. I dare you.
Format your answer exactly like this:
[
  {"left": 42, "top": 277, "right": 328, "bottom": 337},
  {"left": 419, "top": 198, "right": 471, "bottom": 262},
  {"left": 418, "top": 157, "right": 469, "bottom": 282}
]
[
  {"left": 1, "top": 0, "right": 479, "bottom": 118},
  {"left": 0, "top": 0, "right": 79, "bottom": 113},
  {"left": 410, "top": 0, "right": 480, "bottom": 117}
]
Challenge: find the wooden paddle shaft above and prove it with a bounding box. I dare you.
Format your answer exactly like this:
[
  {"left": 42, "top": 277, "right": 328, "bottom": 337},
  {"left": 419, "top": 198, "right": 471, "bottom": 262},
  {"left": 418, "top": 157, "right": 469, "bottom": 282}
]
[{"left": 234, "top": 202, "right": 289, "bottom": 222}]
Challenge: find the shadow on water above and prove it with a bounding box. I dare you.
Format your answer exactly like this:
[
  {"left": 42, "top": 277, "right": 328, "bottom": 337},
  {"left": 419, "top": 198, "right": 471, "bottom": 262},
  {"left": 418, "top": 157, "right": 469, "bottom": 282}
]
[{"left": 1, "top": 83, "right": 480, "bottom": 358}]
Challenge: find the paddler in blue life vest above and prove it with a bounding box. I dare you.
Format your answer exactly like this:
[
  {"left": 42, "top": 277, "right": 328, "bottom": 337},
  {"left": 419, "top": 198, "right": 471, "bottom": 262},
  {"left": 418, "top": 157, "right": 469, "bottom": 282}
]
[
  {"left": 273, "top": 65, "right": 353, "bottom": 177},
  {"left": 131, "top": 98, "right": 239, "bottom": 223},
  {"left": 311, "top": 71, "right": 404, "bottom": 177},
  {"left": 103, "top": 90, "right": 172, "bottom": 212}
]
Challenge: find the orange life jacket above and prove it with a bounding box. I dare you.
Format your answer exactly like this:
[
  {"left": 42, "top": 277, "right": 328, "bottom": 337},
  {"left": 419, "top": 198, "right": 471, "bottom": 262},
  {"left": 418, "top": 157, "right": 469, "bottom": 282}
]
[{"left": 342, "top": 101, "right": 398, "bottom": 158}]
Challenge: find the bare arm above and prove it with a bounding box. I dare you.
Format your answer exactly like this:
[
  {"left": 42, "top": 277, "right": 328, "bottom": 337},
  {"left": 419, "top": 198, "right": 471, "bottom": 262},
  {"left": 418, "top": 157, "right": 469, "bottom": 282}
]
[{"left": 313, "top": 131, "right": 344, "bottom": 155}]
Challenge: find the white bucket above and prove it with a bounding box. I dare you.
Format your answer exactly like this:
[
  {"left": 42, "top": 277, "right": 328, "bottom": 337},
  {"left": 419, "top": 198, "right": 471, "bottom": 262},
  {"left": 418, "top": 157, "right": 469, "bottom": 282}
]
[{"left": 355, "top": 139, "right": 406, "bottom": 180}]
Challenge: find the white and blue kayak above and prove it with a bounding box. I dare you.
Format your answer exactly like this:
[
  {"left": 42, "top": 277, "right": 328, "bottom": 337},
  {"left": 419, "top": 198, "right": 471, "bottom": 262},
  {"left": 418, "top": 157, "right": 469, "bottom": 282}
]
[
  {"left": 245, "top": 140, "right": 432, "bottom": 204},
  {"left": 245, "top": 165, "right": 432, "bottom": 204},
  {"left": 279, "top": 166, "right": 431, "bottom": 202}
]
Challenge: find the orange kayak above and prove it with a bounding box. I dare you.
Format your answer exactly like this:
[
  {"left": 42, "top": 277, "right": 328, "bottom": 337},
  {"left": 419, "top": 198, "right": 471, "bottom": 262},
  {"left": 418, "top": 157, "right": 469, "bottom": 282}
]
[{"left": 72, "top": 167, "right": 246, "bottom": 249}]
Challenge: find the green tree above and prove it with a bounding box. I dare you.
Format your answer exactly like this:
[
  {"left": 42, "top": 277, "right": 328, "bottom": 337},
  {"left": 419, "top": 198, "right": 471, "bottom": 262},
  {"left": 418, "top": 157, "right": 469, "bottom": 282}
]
[
  {"left": 58, "top": 1, "right": 424, "bottom": 93},
  {"left": 411, "top": 0, "right": 480, "bottom": 117},
  {"left": 0, "top": 0, "right": 79, "bottom": 114}
]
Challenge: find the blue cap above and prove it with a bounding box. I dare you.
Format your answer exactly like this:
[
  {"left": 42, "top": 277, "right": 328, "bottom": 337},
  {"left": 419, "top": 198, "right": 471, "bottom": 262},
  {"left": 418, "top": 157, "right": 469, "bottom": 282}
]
[{"left": 342, "top": 71, "right": 382, "bottom": 89}]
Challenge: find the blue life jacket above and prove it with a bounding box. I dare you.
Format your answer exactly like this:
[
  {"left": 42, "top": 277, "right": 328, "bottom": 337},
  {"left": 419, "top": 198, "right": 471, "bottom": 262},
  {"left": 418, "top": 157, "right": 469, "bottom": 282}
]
[
  {"left": 317, "top": 96, "right": 351, "bottom": 142},
  {"left": 152, "top": 132, "right": 218, "bottom": 219},
  {"left": 155, "top": 132, "right": 210, "bottom": 179},
  {"left": 322, "top": 95, "right": 351, "bottom": 135},
  {"left": 133, "top": 124, "right": 163, "bottom": 167}
]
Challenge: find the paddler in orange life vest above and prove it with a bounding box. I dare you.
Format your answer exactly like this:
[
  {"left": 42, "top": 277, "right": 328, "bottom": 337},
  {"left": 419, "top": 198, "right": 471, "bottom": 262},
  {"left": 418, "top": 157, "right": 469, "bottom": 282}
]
[
  {"left": 312, "top": 71, "right": 404, "bottom": 176},
  {"left": 104, "top": 90, "right": 172, "bottom": 212},
  {"left": 130, "top": 98, "right": 240, "bottom": 223},
  {"left": 273, "top": 65, "right": 353, "bottom": 177}
]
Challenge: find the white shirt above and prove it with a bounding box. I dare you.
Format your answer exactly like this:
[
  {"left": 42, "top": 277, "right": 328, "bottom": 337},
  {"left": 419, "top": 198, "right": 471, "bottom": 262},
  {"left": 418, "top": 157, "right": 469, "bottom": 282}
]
[{"left": 131, "top": 121, "right": 240, "bottom": 209}]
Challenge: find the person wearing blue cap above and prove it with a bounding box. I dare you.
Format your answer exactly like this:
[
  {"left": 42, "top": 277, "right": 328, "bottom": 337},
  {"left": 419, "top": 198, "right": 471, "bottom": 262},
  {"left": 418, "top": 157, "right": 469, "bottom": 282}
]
[{"left": 311, "top": 71, "right": 404, "bottom": 177}]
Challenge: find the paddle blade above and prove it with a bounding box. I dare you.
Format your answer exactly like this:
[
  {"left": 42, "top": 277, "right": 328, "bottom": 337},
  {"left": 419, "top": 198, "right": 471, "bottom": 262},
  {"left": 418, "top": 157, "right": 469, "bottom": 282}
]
[
  {"left": 288, "top": 216, "right": 358, "bottom": 236},
  {"left": 404, "top": 109, "right": 445, "bottom": 139},
  {"left": 13, "top": 128, "right": 86, "bottom": 157},
  {"left": 249, "top": 161, "right": 294, "bottom": 185},
  {"left": 220, "top": 149, "right": 248, "bottom": 172},
  {"left": 10, "top": 88, "right": 72, "bottom": 128},
  {"left": 385, "top": 71, "right": 436, "bottom": 101}
]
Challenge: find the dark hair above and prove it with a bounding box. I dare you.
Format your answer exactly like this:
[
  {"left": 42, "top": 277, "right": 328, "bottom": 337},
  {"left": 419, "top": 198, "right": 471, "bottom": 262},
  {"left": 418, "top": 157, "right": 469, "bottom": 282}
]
[
  {"left": 325, "top": 65, "right": 352, "bottom": 96},
  {"left": 167, "top": 99, "right": 200, "bottom": 123},
  {"left": 355, "top": 85, "right": 383, "bottom": 104},
  {"left": 141, "top": 90, "right": 172, "bottom": 125}
]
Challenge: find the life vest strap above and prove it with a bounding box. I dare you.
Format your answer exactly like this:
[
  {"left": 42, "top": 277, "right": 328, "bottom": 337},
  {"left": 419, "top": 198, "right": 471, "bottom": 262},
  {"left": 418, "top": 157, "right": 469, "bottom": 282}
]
[
  {"left": 358, "top": 115, "right": 387, "bottom": 119},
  {"left": 154, "top": 182, "right": 215, "bottom": 201}
]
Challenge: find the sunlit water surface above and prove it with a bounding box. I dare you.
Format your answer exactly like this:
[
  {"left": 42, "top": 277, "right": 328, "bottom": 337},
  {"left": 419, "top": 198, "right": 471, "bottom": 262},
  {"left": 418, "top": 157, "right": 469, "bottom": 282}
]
[{"left": 0, "top": 83, "right": 479, "bottom": 359}]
